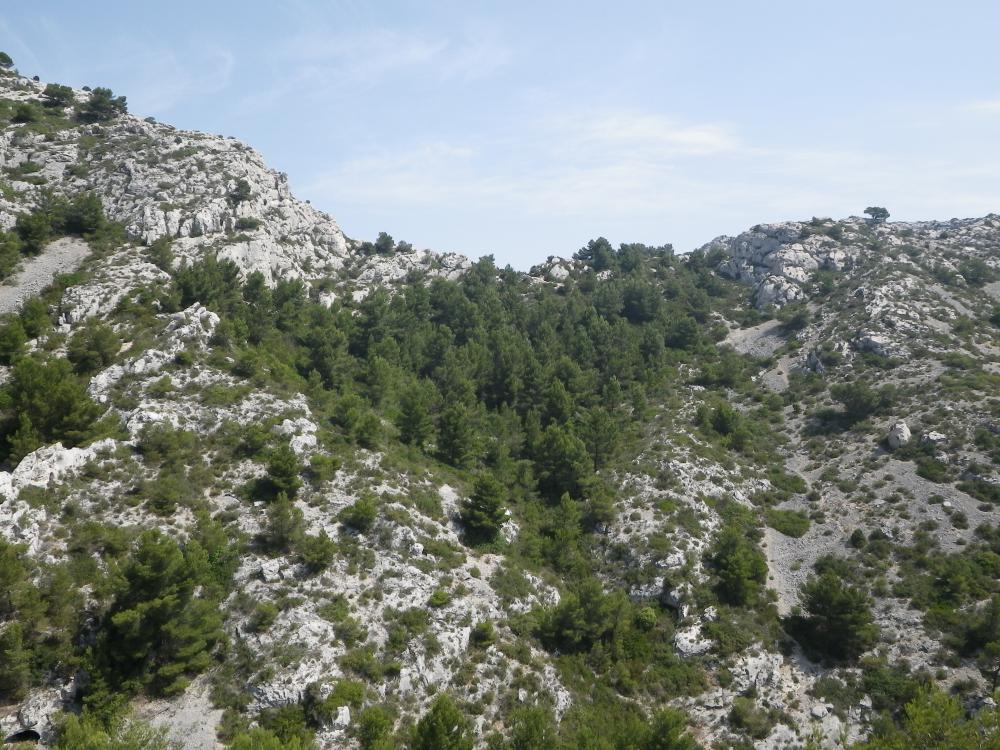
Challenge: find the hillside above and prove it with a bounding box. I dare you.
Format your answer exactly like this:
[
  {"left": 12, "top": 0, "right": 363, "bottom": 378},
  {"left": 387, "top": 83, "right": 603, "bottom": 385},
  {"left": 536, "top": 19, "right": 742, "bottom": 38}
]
[{"left": 0, "top": 63, "right": 999, "bottom": 750}]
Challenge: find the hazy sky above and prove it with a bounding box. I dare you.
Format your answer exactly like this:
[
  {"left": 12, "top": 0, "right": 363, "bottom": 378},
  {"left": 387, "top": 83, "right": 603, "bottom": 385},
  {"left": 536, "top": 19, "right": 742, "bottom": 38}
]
[{"left": 3, "top": 1, "right": 999, "bottom": 267}]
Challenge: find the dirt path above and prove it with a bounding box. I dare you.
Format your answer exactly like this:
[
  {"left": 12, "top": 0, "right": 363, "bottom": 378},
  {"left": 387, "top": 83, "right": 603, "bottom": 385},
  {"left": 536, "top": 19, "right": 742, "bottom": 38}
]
[{"left": 0, "top": 237, "right": 90, "bottom": 315}]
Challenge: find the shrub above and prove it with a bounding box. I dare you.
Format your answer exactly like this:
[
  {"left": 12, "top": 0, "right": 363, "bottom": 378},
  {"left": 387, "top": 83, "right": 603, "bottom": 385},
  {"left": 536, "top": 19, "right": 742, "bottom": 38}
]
[
  {"left": 469, "top": 621, "right": 495, "bottom": 649},
  {"left": 12, "top": 102, "right": 42, "bottom": 124},
  {"left": 228, "top": 178, "right": 252, "bottom": 206},
  {"left": 850, "top": 688, "right": 1000, "bottom": 749},
  {"left": 147, "top": 236, "right": 174, "bottom": 271},
  {"left": 76, "top": 86, "right": 127, "bottom": 123},
  {"left": 0, "top": 52, "right": 13, "bottom": 69},
  {"left": 53, "top": 715, "right": 176, "bottom": 750},
  {"left": 42, "top": 83, "right": 75, "bottom": 108},
  {"left": 708, "top": 525, "right": 768, "bottom": 606},
  {"left": 298, "top": 531, "right": 336, "bottom": 573},
  {"left": 428, "top": 589, "right": 452, "bottom": 608},
  {"left": 228, "top": 728, "right": 311, "bottom": 750},
  {"left": 2, "top": 355, "right": 106, "bottom": 463},
  {"left": 412, "top": 694, "right": 473, "bottom": 750},
  {"left": 67, "top": 320, "right": 120, "bottom": 374},
  {"left": 14, "top": 210, "right": 53, "bottom": 254},
  {"left": 339, "top": 494, "right": 378, "bottom": 532},
  {"left": 0, "top": 317, "right": 26, "bottom": 364},
  {"left": 830, "top": 381, "right": 895, "bottom": 424},
  {"left": 19, "top": 297, "right": 50, "bottom": 337},
  {"left": 249, "top": 601, "right": 280, "bottom": 633},
  {"left": 728, "top": 696, "right": 773, "bottom": 740},
  {"left": 264, "top": 444, "right": 303, "bottom": 499},
  {"left": 355, "top": 706, "right": 394, "bottom": 750},
  {"left": 235, "top": 217, "right": 261, "bottom": 231},
  {"left": 765, "top": 508, "right": 810, "bottom": 538},
  {"left": 0, "top": 622, "right": 31, "bottom": 700}
]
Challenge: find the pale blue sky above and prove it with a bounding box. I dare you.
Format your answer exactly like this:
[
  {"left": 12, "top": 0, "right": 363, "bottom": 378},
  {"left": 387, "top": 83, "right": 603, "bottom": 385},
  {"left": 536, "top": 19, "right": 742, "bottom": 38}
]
[{"left": 3, "top": 1, "right": 999, "bottom": 267}]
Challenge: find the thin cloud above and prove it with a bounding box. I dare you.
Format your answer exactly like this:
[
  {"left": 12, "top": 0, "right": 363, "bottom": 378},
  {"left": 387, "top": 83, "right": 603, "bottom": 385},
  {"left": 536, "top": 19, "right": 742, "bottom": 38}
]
[
  {"left": 274, "top": 26, "right": 510, "bottom": 85},
  {"left": 564, "top": 113, "right": 740, "bottom": 157},
  {"left": 964, "top": 98, "right": 1000, "bottom": 114},
  {"left": 300, "top": 104, "right": 1000, "bottom": 256}
]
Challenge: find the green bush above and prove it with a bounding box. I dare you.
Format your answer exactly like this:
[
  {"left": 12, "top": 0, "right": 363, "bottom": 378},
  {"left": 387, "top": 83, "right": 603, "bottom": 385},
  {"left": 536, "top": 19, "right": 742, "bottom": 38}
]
[
  {"left": 53, "top": 714, "right": 178, "bottom": 750},
  {"left": 298, "top": 531, "right": 336, "bottom": 573},
  {"left": 235, "top": 217, "right": 261, "bottom": 231},
  {"left": 249, "top": 601, "right": 280, "bottom": 633},
  {"left": 263, "top": 493, "right": 304, "bottom": 553},
  {"left": 728, "top": 696, "right": 774, "bottom": 740},
  {"left": 0, "top": 316, "right": 26, "bottom": 364},
  {"left": 412, "top": 694, "right": 472, "bottom": 750},
  {"left": 42, "top": 83, "right": 75, "bottom": 108},
  {"left": 830, "top": 381, "right": 895, "bottom": 424},
  {"left": 1, "top": 355, "right": 107, "bottom": 463},
  {"left": 765, "top": 508, "right": 810, "bottom": 538},
  {"left": 0, "top": 622, "right": 31, "bottom": 700},
  {"left": 12, "top": 102, "right": 42, "bottom": 124},
  {"left": 339, "top": 494, "right": 378, "bottom": 532},
  {"left": 849, "top": 688, "right": 1000, "bottom": 749},
  {"left": 469, "top": 620, "right": 496, "bottom": 649},
  {"left": 428, "top": 588, "right": 452, "bottom": 608},
  {"left": 708, "top": 524, "right": 768, "bottom": 605},
  {"left": 354, "top": 705, "right": 394, "bottom": 750},
  {"left": 265, "top": 444, "right": 303, "bottom": 499},
  {"left": 76, "top": 86, "right": 127, "bottom": 123},
  {"left": 67, "top": 320, "right": 120, "bottom": 374},
  {"left": 228, "top": 179, "right": 252, "bottom": 206},
  {"left": 228, "top": 728, "right": 312, "bottom": 750}
]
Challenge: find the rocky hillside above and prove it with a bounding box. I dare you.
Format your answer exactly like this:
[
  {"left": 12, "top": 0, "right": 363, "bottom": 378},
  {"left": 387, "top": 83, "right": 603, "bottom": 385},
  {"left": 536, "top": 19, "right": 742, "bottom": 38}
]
[{"left": 0, "top": 62, "right": 999, "bottom": 750}]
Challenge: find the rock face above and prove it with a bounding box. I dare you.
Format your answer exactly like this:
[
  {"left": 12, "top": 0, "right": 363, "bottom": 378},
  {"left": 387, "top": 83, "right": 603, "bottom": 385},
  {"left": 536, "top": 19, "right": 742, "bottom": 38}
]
[
  {"left": 0, "top": 74, "right": 469, "bottom": 294},
  {"left": 704, "top": 220, "right": 862, "bottom": 308},
  {"left": 0, "top": 78, "right": 348, "bottom": 285}
]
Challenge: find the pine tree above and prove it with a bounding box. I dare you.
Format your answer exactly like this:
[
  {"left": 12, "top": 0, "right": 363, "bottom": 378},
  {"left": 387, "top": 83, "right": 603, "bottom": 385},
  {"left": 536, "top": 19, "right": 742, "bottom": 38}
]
[
  {"left": 460, "top": 474, "right": 507, "bottom": 544},
  {"left": 396, "top": 381, "right": 434, "bottom": 447},
  {"left": 264, "top": 492, "right": 305, "bottom": 552},
  {"left": 0, "top": 622, "right": 31, "bottom": 701},
  {"left": 437, "top": 401, "right": 478, "bottom": 468},
  {"left": 798, "top": 571, "right": 878, "bottom": 661},
  {"left": 266, "top": 444, "right": 303, "bottom": 499},
  {"left": 708, "top": 525, "right": 768, "bottom": 606},
  {"left": 534, "top": 424, "right": 592, "bottom": 502}
]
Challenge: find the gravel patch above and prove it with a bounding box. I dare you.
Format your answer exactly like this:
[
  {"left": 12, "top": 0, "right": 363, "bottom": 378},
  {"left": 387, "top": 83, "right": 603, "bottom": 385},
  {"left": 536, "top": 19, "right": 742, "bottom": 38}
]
[{"left": 0, "top": 237, "right": 90, "bottom": 315}]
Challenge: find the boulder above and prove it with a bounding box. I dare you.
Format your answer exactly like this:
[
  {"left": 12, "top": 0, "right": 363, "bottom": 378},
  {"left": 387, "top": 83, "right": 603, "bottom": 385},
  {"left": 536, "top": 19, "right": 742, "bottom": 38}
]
[
  {"left": 887, "top": 421, "right": 911, "bottom": 450},
  {"left": 333, "top": 705, "right": 350, "bottom": 728},
  {"left": 805, "top": 349, "right": 826, "bottom": 374},
  {"left": 920, "top": 431, "right": 947, "bottom": 448}
]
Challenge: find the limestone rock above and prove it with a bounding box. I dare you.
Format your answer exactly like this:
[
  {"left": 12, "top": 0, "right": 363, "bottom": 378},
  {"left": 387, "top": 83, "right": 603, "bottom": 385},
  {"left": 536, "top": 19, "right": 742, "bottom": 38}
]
[
  {"left": 921, "top": 431, "right": 947, "bottom": 448},
  {"left": 887, "top": 421, "right": 911, "bottom": 450},
  {"left": 674, "top": 625, "right": 712, "bottom": 657}
]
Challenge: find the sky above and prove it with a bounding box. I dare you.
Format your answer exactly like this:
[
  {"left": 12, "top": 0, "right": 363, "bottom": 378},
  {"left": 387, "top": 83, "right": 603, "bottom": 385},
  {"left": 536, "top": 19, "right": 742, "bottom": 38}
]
[{"left": 3, "top": 1, "right": 999, "bottom": 268}]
